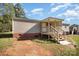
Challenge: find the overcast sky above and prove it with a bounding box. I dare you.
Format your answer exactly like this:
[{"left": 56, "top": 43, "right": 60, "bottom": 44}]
[{"left": 21, "top": 3, "right": 79, "bottom": 25}]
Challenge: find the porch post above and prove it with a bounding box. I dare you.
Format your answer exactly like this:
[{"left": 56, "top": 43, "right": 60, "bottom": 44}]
[
  {"left": 48, "top": 19, "right": 50, "bottom": 40},
  {"left": 40, "top": 22, "right": 42, "bottom": 39}
]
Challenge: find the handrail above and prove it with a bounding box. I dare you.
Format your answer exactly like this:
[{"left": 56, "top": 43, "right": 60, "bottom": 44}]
[
  {"left": 57, "top": 27, "right": 66, "bottom": 40},
  {"left": 56, "top": 27, "right": 72, "bottom": 41},
  {"left": 51, "top": 26, "right": 73, "bottom": 42},
  {"left": 50, "top": 26, "right": 59, "bottom": 33},
  {"left": 50, "top": 26, "right": 76, "bottom": 45},
  {"left": 64, "top": 35, "right": 76, "bottom": 45},
  {"left": 56, "top": 27, "right": 64, "bottom": 32},
  {"left": 50, "top": 26, "right": 59, "bottom": 40}
]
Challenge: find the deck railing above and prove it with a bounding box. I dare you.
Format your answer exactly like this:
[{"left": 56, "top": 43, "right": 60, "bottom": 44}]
[
  {"left": 50, "top": 26, "right": 76, "bottom": 45},
  {"left": 50, "top": 26, "right": 59, "bottom": 41}
]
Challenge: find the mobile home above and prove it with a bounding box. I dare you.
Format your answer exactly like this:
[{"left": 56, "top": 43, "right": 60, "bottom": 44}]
[
  {"left": 13, "top": 17, "right": 76, "bottom": 46},
  {"left": 13, "top": 17, "right": 40, "bottom": 39},
  {"left": 62, "top": 23, "right": 70, "bottom": 34}
]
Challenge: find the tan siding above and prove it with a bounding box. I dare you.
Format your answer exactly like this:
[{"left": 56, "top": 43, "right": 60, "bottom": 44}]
[
  {"left": 78, "top": 26, "right": 79, "bottom": 32},
  {"left": 62, "top": 26, "right": 70, "bottom": 32},
  {"left": 13, "top": 21, "right": 40, "bottom": 34}
]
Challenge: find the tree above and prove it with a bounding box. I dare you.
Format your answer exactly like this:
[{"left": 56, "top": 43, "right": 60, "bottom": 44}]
[
  {"left": 2, "top": 14, "right": 12, "bottom": 32},
  {"left": 0, "top": 3, "right": 15, "bottom": 32},
  {"left": 0, "top": 4, "right": 4, "bottom": 32},
  {"left": 0, "top": 16, "right": 3, "bottom": 32},
  {"left": 0, "top": 3, "right": 26, "bottom": 32},
  {"left": 14, "top": 3, "right": 25, "bottom": 18},
  {"left": 0, "top": 4, "right": 5, "bottom": 16},
  {"left": 3, "top": 3, "right": 15, "bottom": 32}
]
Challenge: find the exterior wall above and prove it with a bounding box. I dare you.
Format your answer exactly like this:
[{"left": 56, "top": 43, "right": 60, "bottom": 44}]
[
  {"left": 41, "top": 23, "right": 48, "bottom": 33},
  {"left": 13, "top": 20, "right": 40, "bottom": 38},
  {"left": 13, "top": 20, "right": 40, "bottom": 33},
  {"left": 41, "top": 21, "right": 62, "bottom": 33},
  {"left": 62, "top": 25, "right": 70, "bottom": 34},
  {"left": 77, "top": 26, "right": 79, "bottom": 34}
]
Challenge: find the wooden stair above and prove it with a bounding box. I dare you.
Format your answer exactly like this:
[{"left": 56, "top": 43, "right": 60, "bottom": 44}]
[{"left": 50, "top": 26, "right": 76, "bottom": 48}]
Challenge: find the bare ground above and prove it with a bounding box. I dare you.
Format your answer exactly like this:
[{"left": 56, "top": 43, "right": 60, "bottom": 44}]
[{"left": 4, "top": 40, "right": 54, "bottom": 56}]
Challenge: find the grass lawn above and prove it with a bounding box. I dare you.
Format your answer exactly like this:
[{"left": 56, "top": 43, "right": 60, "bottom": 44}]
[
  {"left": 0, "top": 35, "right": 79, "bottom": 56},
  {"left": 0, "top": 32, "right": 13, "bottom": 51},
  {"left": 0, "top": 38, "right": 13, "bottom": 55},
  {"left": 32, "top": 38, "right": 76, "bottom": 56},
  {"left": 0, "top": 32, "right": 12, "bottom": 34},
  {"left": 68, "top": 35, "right": 79, "bottom": 47},
  {"left": 67, "top": 35, "right": 79, "bottom": 56}
]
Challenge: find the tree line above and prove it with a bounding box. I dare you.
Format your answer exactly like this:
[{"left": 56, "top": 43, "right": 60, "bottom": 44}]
[{"left": 0, "top": 3, "right": 25, "bottom": 32}]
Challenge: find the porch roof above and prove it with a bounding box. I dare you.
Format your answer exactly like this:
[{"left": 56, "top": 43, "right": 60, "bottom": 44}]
[{"left": 41, "top": 17, "right": 64, "bottom": 22}]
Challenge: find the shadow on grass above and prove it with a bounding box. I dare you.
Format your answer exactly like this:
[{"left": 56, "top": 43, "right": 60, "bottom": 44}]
[
  {"left": 31, "top": 36, "right": 57, "bottom": 44},
  {"left": 17, "top": 34, "right": 57, "bottom": 44},
  {"left": 37, "top": 35, "right": 57, "bottom": 44},
  {"left": 0, "top": 34, "right": 12, "bottom": 38}
]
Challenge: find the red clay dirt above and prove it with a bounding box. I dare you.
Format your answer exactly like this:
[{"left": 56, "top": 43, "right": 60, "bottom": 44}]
[{"left": 4, "top": 40, "right": 54, "bottom": 56}]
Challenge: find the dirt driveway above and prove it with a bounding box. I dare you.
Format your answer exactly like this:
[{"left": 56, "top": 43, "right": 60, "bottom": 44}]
[{"left": 4, "top": 40, "right": 53, "bottom": 56}]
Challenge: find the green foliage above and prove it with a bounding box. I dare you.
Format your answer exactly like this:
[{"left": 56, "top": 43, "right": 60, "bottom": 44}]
[
  {"left": 0, "top": 14, "right": 12, "bottom": 32},
  {"left": 14, "top": 3, "right": 25, "bottom": 18},
  {"left": 0, "top": 22, "right": 2, "bottom": 32},
  {"left": 0, "top": 3, "right": 26, "bottom": 32},
  {"left": 2, "top": 14, "right": 12, "bottom": 32},
  {"left": 0, "top": 16, "right": 3, "bottom": 32},
  {"left": 0, "top": 3, "right": 15, "bottom": 32}
]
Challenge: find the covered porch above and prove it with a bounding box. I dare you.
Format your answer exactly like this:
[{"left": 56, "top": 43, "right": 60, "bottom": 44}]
[{"left": 40, "top": 17, "right": 63, "bottom": 34}]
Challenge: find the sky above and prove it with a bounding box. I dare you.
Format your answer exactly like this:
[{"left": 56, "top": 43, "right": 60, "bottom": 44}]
[{"left": 21, "top": 3, "right": 79, "bottom": 25}]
